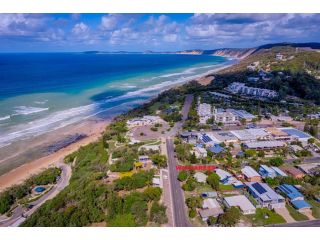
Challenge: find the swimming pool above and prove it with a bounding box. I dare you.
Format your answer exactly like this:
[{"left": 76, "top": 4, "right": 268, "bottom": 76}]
[{"left": 34, "top": 187, "right": 46, "bottom": 193}]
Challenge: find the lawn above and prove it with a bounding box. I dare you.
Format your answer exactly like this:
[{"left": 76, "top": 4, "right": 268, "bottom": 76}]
[
  {"left": 308, "top": 200, "right": 320, "bottom": 219},
  {"left": 219, "top": 184, "right": 235, "bottom": 191},
  {"left": 286, "top": 204, "right": 309, "bottom": 221},
  {"left": 246, "top": 208, "right": 286, "bottom": 226}
]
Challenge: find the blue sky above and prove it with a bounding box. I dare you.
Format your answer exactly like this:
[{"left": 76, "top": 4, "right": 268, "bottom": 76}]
[{"left": 0, "top": 13, "right": 319, "bottom": 52}]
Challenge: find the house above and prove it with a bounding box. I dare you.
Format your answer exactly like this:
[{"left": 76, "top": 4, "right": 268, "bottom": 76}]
[
  {"left": 208, "top": 144, "right": 225, "bottom": 154},
  {"left": 276, "top": 53, "right": 284, "bottom": 60},
  {"left": 241, "top": 166, "right": 261, "bottom": 182},
  {"left": 127, "top": 115, "right": 163, "bottom": 127},
  {"left": 201, "top": 191, "right": 218, "bottom": 198},
  {"left": 199, "top": 198, "right": 224, "bottom": 221},
  {"left": 215, "top": 169, "right": 237, "bottom": 185},
  {"left": 180, "top": 131, "right": 198, "bottom": 143},
  {"left": 138, "top": 155, "right": 150, "bottom": 162},
  {"left": 246, "top": 182, "right": 285, "bottom": 209},
  {"left": 198, "top": 133, "right": 220, "bottom": 147},
  {"left": 223, "top": 195, "right": 256, "bottom": 215},
  {"left": 280, "top": 166, "right": 305, "bottom": 179},
  {"left": 297, "top": 163, "right": 320, "bottom": 175},
  {"left": 259, "top": 165, "right": 277, "bottom": 178},
  {"left": 231, "top": 129, "right": 256, "bottom": 141},
  {"left": 194, "top": 172, "right": 207, "bottom": 183},
  {"left": 152, "top": 177, "right": 162, "bottom": 188},
  {"left": 193, "top": 146, "right": 207, "bottom": 158},
  {"left": 277, "top": 184, "right": 304, "bottom": 201},
  {"left": 277, "top": 184, "right": 311, "bottom": 211},
  {"left": 271, "top": 166, "right": 288, "bottom": 177},
  {"left": 243, "top": 140, "right": 285, "bottom": 150}
]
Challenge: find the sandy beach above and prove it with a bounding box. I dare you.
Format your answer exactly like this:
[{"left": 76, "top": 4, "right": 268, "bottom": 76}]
[
  {"left": 0, "top": 119, "right": 109, "bottom": 191},
  {"left": 0, "top": 60, "right": 234, "bottom": 192}
]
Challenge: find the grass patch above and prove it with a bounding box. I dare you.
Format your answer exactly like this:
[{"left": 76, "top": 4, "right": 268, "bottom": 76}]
[
  {"left": 308, "top": 200, "right": 320, "bottom": 219},
  {"left": 219, "top": 184, "right": 235, "bottom": 191},
  {"left": 286, "top": 204, "right": 309, "bottom": 221},
  {"left": 246, "top": 208, "right": 286, "bottom": 226}
]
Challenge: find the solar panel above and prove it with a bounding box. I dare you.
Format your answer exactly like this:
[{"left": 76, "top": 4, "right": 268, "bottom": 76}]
[{"left": 252, "top": 182, "right": 267, "bottom": 194}]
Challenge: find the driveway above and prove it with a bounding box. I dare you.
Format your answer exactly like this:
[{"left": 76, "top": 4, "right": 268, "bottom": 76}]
[{"left": 275, "top": 207, "right": 296, "bottom": 223}]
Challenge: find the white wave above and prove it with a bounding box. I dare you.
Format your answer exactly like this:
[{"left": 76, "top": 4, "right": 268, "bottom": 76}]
[
  {"left": 13, "top": 106, "right": 49, "bottom": 116},
  {"left": 0, "top": 61, "right": 233, "bottom": 148},
  {"left": 120, "top": 84, "right": 137, "bottom": 89},
  {"left": 34, "top": 100, "right": 48, "bottom": 105},
  {"left": 0, "top": 115, "right": 10, "bottom": 121}
]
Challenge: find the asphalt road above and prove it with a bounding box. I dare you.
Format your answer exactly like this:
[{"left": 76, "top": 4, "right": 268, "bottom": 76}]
[
  {"left": 285, "top": 156, "right": 320, "bottom": 164},
  {"left": 166, "top": 138, "right": 191, "bottom": 227},
  {"left": 271, "top": 219, "right": 320, "bottom": 227},
  {"left": 169, "top": 94, "right": 194, "bottom": 136},
  {"left": 166, "top": 94, "right": 193, "bottom": 227},
  {"left": 0, "top": 163, "right": 71, "bottom": 227}
]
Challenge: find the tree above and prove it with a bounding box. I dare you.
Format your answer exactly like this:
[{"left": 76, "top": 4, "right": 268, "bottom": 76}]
[
  {"left": 269, "top": 156, "right": 284, "bottom": 167},
  {"left": 149, "top": 202, "right": 168, "bottom": 224},
  {"left": 185, "top": 196, "right": 202, "bottom": 209},
  {"left": 308, "top": 138, "right": 315, "bottom": 144},
  {"left": 108, "top": 214, "right": 137, "bottom": 227},
  {"left": 151, "top": 154, "right": 167, "bottom": 168},
  {"left": 177, "top": 171, "right": 188, "bottom": 182},
  {"left": 143, "top": 187, "right": 162, "bottom": 202},
  {"left": 257, "top": 150, "right": 265, "bottom": 158},
  {"left": 206, "top": 172, "right": 220, "bottom": 190},
  {"left": 189, "top": 209, "right": 197, "bottom": 218},
  {"left": 182, "top": 178, "right": 196, "bottom": 191},
  {"left": 218, "top": 206, "right": 241, "bottom": 226},
  {"left": 207, "top": 216, "right": 217, "bottom": 226},
  {"left": 0, "top": 192, "right": 14, "bottom": 214}
]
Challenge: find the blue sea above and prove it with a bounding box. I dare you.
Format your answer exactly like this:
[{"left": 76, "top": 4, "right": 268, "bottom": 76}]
[{"left": 0, "top": 53, "right": 230, "bottom": 148}]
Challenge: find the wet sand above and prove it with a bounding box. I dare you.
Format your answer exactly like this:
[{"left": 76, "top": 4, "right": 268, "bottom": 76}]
[{"left": 0, "top": 118, "right": 109, "bottom": 191}]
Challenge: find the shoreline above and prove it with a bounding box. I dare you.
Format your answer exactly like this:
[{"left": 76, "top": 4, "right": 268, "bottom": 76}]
[
  {"left": 0, "top": 119, "right": 109, "bottom": 191},
  {"left": 0, "top": 59, "right": 235, "bottom": 192}
]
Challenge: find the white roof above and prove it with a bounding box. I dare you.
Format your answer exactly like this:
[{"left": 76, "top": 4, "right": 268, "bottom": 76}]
[
  {"left": 242, "top": 166, "right": 260, "bottom": 178},
  {"left": 152, "top": 177, "right": 160, "bottom": 185},
  {"left": 245, "top": 140, "right": 285, "bottom": 149},
  {"left": 224, "top": 195, "right": 256, "bottom": 213},
  {"left": 231, "top": 130, "right": 255, "bottom": 141},
  {"left": 246, "top": 128, "right": 269, "bottom": 138},
  {"left": 297, "top": 163, "right": 320, "bottom": 174},
  {"left": 271, "top": 166, "right": 287, "bottom": 177},
  {"left": 215, "top": 169, "right": 232, "bottom": 179},
  {"left": 203, "top": 198, "right": 221, "bottom": 209},
  {"left": 194, "top": 172, "right": 207, "bottom": 183}
]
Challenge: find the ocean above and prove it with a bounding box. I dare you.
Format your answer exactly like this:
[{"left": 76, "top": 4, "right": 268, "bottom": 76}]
[{"left": 0, "top": 53, "right": 229, "bottom": 148}]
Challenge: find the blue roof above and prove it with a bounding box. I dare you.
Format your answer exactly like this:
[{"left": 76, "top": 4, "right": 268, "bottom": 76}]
[
  {"left": 291, "top": 200, "right": 311, "bottom": 209},
  {"left": 278, "top": 184, "right": 303, "bottom": 200},
  {"left": 208, "top": 144, "right": 225, "bottom": 154},
  {"left": 281, "top": 128, "right": 311, "bottom": 139}
]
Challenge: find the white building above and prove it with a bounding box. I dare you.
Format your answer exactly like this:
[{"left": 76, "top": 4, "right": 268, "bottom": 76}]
[
  {"left": 197, "top": 102, "right": 213, "bottom": 124},
  {"left": 214, "top": 111, "right": 238, "bottom": 125},
  {"left": 127, "top": 115, "right": 163, "bottom": 127},
  {"left": 199, "top": 198, "right": 224, "bottom": 221},
  {"left": 194, "top": 172, "right": 207, "bottom": 183},
  {"left": 193, "top": 146, "right": 207, "bottom": 158},
  {"left": 227, "top": 82, "right": 278, "bottom": 99},
  {"left": 223, "top": 195, "right": 256, "bottom": 215}
]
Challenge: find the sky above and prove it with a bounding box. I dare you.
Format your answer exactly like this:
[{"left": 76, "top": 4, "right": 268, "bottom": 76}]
[{"left": 0, "top": 13, "right": 319, "bottom": 52}]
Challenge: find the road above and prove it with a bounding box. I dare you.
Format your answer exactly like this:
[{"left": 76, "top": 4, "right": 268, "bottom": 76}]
[
  {"left": 285, "top": 156, "right": 320, "bottom": 164},
  {"left": 166, "top": 94, "right": 193, "bottom": 227},
  {"left": 0, "top": 162, "right": 71, "bottom": 227},
  {"left": 271, "top": 219, "right": 320, "bottom": 227}
]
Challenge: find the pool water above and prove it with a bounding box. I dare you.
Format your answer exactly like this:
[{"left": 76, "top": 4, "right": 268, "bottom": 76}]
[{"left": 34, "top": 187, "right": 46, "bottom": 193}]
